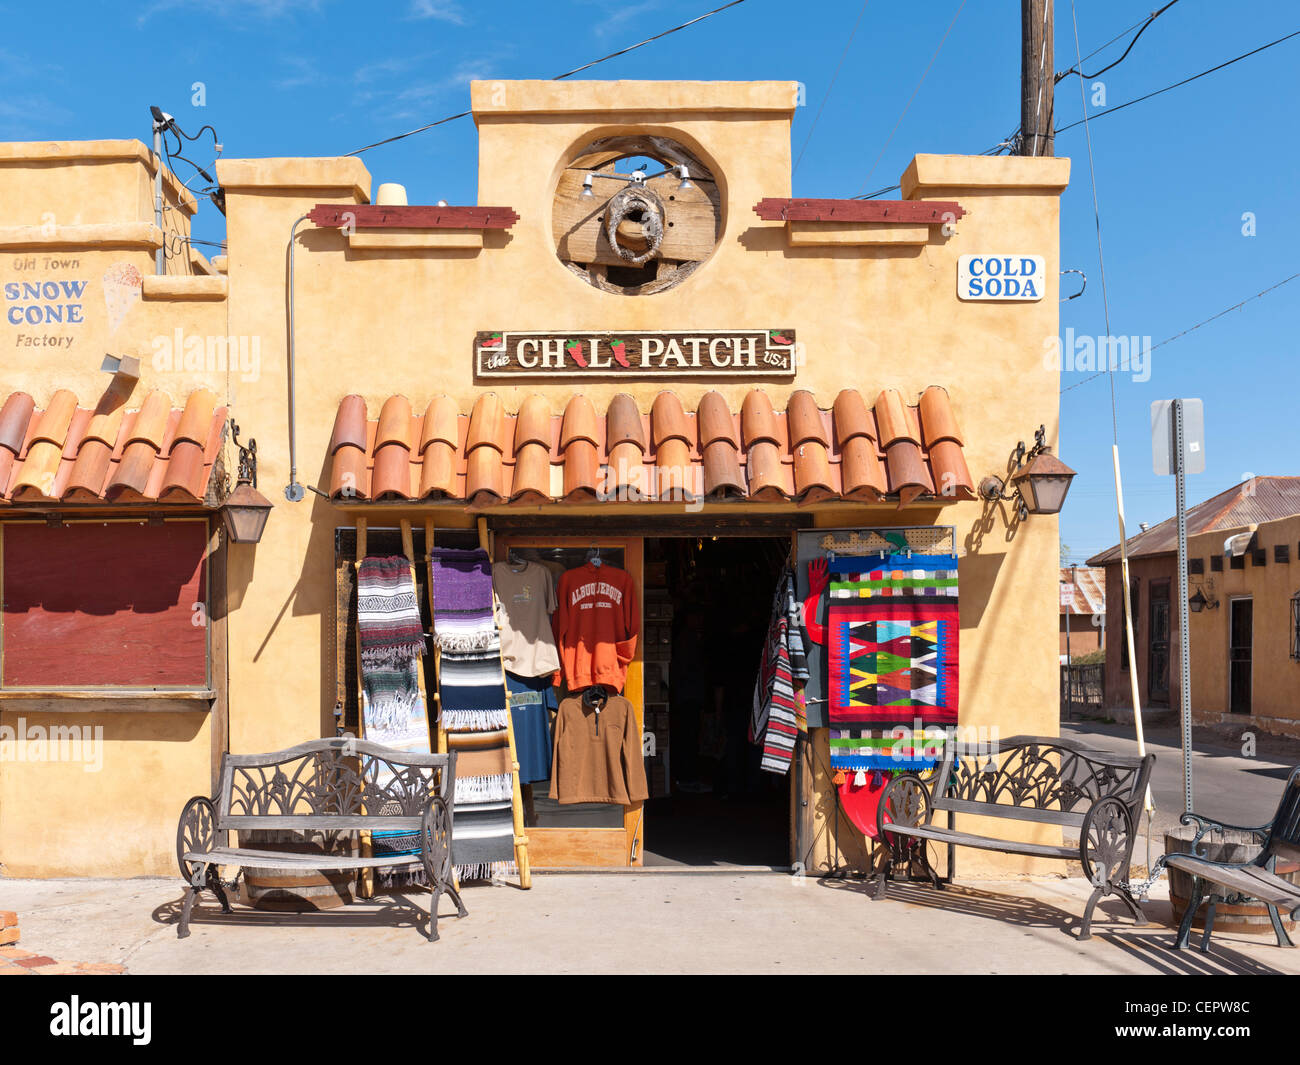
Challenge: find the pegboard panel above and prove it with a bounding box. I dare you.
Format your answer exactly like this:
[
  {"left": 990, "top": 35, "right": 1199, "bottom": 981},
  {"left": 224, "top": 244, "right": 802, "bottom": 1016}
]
[{"left": 816, "top": 526, "right": 957, "bottom": 557}]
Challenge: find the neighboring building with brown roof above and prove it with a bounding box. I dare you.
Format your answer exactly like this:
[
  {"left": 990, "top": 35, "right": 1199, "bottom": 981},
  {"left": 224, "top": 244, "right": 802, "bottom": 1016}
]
[
  {"left": 1060, "top": 566, "right": 1105, "bottom": 658},
  {"left": 1086, "top": 476, "right": 1300, "bottom": 735}
]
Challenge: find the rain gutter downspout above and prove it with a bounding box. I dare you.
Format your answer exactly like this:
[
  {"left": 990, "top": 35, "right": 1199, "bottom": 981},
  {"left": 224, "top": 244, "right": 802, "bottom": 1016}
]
[{"left": 284, "top": 212, "right": 312, "bottom": 502}]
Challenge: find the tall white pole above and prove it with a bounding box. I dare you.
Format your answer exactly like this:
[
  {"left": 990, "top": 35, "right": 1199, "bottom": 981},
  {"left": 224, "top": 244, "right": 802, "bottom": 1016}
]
[{"left": 1113, "top": 444, "right": 1154, "bottom": 813}]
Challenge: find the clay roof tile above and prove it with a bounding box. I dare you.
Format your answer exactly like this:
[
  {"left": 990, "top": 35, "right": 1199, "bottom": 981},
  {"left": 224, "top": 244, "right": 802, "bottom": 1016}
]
[
  {"left": 650, "top": 392, "right": 691, "bottom": 448},
  {"left": 418, "top": 396, "right": 460, "bottom": 452},
  {"left": 605, "top": 393, "right": 647, "bottom": 453},
  {"left": 514, "top": 395, "right": 553, "bottom": 450},
  {"left": 918, "top": 385, "right": 963, "bottom": 447},
  {"left": 0, "top": 392, "right": 35, "bottom": 454},
  {"left": 697, "top": 391, "right": 738, "bottom": 449},
  {"left": 174, "top": 388, "right": 218, "bottom": 448},
  {"left": 375, "top": 395, "right": 414, "bottom": 451},
  {"left": 559, "top": 395, "right": 599, "bottom": 450},
  {"left": 328, "top": 395, "right": 368, "bottom": 455},
  {"left": 740, "top": 389, "right": 780, "bottom": 449},
  {"left": 467, "top": 392, "right": 505, "bottom": 453}
]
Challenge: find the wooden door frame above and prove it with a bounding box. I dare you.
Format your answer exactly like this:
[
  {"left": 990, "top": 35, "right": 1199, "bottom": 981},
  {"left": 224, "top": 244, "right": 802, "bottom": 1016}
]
[{"left": 492, "top": 533, "right": 645, "bottom": 867}]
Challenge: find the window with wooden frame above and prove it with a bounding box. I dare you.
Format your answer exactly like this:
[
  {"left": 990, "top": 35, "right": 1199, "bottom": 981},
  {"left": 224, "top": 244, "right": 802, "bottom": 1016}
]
[{"left": 0, "top": 519, "right": 210, "bottom": 690}]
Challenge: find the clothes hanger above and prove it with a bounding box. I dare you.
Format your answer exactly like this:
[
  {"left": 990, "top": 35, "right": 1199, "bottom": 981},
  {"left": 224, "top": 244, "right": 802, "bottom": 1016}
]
[{"left": 586, "top": 543, "right": 603, "bottom": 567}]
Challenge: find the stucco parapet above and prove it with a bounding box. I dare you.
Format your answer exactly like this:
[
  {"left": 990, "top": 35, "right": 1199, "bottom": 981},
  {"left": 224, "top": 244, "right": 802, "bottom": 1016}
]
[
  {"left": 901, "top": 153, "right": 1071, "bottom": 197},
  {"left": 0, "top": 221, "right": 162, "bottom": 249},
  {"left": 216, "top": 157, "right": 371, "bottom": 202},
  {"left": 0, "top": 139, "right": 199, "bottom": 214},
  {"left": 209, "top": 255, "right": 228, "bottom": 274},
  {"left": 141, "top": 274, "right": 229, "bottom": 301},
  {"left": 471, "top": 79, "right": 799, "bottom": 119}
]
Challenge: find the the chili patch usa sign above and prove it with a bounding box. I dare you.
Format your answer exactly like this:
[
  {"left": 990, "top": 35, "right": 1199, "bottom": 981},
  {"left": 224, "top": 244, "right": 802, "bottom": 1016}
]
[{"left": 474, "top": 329, "right": 797, "bottom": 379}]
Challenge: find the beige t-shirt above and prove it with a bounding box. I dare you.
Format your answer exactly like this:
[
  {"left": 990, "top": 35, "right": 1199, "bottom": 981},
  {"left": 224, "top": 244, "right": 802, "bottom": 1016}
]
[{"left": 492, "top": 560, "right": 561, "bottom": 678}]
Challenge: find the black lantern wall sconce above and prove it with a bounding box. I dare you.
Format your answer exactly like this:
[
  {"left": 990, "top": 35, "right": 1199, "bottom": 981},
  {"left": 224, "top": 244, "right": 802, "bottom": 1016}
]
[
  {"left": 978, "top": 426, "right": 1077, "bottom": 521},
  {"left": 221, "top": 421, "right": 274, "bottom": 545},
  {"left": 1188, "top": 587, "right": 1220, "bottom": 613}
]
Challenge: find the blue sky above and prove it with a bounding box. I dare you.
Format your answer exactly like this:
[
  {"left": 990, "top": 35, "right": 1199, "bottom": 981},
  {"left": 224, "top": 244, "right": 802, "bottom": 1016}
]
[{"left": 2, "top": 0, "right": 1296, "bottom": 563}]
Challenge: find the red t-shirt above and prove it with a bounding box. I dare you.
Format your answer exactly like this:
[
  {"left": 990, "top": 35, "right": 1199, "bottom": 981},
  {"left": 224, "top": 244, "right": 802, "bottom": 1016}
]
[{"left": 552, "top": 562, "right": 639, "bottom": 692}]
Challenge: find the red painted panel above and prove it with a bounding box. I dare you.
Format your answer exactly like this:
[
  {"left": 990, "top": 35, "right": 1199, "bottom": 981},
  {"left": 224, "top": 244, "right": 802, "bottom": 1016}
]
[
  {"left": 752, "top": 198, "right": 965, "bottom": 222},
  {"left": 308, "top": 203, "right": 520, "bottom": 230},
  {"left": 2, "top": 521, "right": 208, "bottom": 687}
]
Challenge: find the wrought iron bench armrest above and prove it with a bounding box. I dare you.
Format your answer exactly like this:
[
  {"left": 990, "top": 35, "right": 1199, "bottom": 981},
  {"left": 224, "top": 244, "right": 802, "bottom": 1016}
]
[
  {"left": 1179, "top": 811, "right": 1271, "bottom": 857},
  {"left": 876, "top": 773, "right": 934, "bottom": 839}
]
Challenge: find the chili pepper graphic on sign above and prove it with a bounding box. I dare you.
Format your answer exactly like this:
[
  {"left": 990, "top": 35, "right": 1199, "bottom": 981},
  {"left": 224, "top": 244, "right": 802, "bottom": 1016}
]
[
  {"left": 609, "top": 337, "right": 630, "bottom": 368},
  {"left": 481, "top": 332, "right": 503, "bottom": 349},
  {"left": 565, "top": 338, "right": 587, "bottom": 367},
  {"left": 768, "top": 330, "right": 792, "bottom": 345}
]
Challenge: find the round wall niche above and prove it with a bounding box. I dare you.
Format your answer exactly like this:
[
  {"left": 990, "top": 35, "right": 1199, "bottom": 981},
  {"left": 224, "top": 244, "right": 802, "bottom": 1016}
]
[{"left": 551, "top": 134, "right": 723, "bottom": 296}]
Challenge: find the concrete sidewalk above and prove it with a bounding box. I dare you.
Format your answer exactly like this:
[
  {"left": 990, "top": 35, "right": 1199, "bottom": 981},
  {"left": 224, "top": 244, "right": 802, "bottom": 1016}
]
[{"left": 2, "top": 872, "right": 1297, "bottom": 975}]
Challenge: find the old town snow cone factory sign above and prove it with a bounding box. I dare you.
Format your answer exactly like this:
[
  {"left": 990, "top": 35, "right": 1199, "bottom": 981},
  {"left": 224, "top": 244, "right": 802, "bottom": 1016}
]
[{"left": 474, "top": 329, "right": 797, "bottom": 379}]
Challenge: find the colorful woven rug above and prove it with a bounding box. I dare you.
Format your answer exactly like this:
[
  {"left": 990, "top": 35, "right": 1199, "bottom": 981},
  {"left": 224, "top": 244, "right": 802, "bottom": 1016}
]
[{"left": 827, "top": 553, "right": 958, "bottom": 730}]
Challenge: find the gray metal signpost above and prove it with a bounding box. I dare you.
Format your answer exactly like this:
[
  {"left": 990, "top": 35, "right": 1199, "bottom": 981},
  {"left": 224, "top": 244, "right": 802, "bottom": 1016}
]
[{"left": 1152, "top": 398, "right": 1204, "bottom": 814}]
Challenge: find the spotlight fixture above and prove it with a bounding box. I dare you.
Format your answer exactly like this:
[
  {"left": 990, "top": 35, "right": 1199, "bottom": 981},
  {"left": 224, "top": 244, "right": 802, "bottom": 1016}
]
[
  {"left": 580, "top": 175, "right": 595, "bottom": 199},
  {"left": 676, "top": 165, "right": 693, "bottom": 190},
  {"left": 577, "top": 161, "right": 697, "bottom": 200}
]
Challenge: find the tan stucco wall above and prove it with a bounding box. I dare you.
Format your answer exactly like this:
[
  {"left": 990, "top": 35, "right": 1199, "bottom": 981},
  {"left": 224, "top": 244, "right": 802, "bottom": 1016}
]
[
  {"left": 1, "top": 81, "right": 1072, "bottom": 878},
  {"left": 0, "top": 142, "right": 229, "bottom": 877}
]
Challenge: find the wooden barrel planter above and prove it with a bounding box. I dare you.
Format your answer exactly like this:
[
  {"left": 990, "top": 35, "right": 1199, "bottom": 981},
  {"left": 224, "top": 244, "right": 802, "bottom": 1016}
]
[
  {"left": 1165, "top": 825, "right": 1300, "bottom": 934},
  {"left": 237, "top": 829, "right": 356, "bottom": 912}
]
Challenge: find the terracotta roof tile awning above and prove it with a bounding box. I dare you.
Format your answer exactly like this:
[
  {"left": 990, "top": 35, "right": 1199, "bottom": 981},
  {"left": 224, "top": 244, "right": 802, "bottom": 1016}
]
[
  {"left": 0, "top": 388, "right": 227, "bottom": 506},
  {"left": 326, "top": 387, "right": 976, "bottom": 509}
]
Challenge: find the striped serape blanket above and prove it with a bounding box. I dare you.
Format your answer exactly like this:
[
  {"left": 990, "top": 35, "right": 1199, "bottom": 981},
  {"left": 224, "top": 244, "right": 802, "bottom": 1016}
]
[
  {"left": 429, "top": 547, "right": 498, "bottom": 654},
  {"left": 357, "top": 555, "right": 431, "bottom": 885},
  {"left": 430, "top": 546, "right": 517, "bottom": 880},
  {"left": 448, "top": 729, "right": 518, "bottom": 882}
]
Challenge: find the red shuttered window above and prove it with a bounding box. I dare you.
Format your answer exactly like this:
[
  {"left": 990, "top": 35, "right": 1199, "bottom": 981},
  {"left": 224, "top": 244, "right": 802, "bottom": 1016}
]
[{"left": 1, "top": 520, "right": 209, "bottom": 689}]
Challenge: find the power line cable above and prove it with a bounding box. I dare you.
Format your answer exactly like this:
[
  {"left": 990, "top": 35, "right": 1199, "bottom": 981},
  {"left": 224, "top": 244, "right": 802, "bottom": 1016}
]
[
  {"left": 1066, "top": 1, "right": 1118, "bottom": 442},
  {"left": 793, "top": 0, "right": 870, "bottom": 177},
  {"left": 1057, "top": 27, "right": 1300, "bottom": 134},
  {"left": 1055, "top": 0, "right": 1180, "bottom": 83},
  {"left": 1060, "top": 271, "right": 1300, "bottom": 394},
  {"left": 344, "top": 0, "right": 749, "bottom": 157},
  {"left": 853, "top": 0, "right": 966, "bottom": 196}
]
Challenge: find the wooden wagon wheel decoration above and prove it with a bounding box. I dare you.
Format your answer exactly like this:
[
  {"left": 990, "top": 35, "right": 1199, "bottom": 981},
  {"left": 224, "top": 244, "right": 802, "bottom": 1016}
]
[{"left": 552, "top": 134, "right": 723, "bottom": 295}]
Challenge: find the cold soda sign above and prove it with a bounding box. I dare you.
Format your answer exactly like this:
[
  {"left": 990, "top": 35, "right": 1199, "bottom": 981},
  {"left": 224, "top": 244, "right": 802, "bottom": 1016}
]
[{"left": 957, "top": 254, "right": 1045, "bottom": 301}]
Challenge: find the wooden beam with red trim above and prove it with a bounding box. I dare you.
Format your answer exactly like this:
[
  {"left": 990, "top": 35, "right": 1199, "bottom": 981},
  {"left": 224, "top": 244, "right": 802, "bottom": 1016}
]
[
  {"left": 753, "top": 198, "right": 964, "bottom": 223},
  {"left": 309, "top": 204, "right": 520, "bottom": 230}
]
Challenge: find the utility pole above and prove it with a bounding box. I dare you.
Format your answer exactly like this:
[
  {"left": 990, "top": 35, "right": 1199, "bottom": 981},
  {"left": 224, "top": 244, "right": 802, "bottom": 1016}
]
[{"left": 1020, "top": 0, "right": 1055, "bottom": 156}]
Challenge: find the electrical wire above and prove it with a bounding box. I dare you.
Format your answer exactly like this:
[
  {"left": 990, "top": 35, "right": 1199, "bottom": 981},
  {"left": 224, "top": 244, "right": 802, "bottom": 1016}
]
[
  {"left": 1066, "top": 0, "right": 1118, "bottom": 441},
  {"left": 1059, "top": 271, "right": 1300, "bottom": 395},
  {"left": 853, "top": 0, "right": 967, "bottom": 196},
  {"left": 1057, "top": 28, "right": 1300, "bottom": 134},
  {"left": 1054, "top": 0, "right": 1180, "bottom": 84},
  {"left": 793, "top": 0, "right": 870, "bottom": 177},
  {"left": 344, "top": 0, "right": 750, "bottom": 157}
]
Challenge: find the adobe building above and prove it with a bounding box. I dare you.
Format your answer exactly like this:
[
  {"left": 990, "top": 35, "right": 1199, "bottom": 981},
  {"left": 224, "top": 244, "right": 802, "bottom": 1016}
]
[
  {"left": 1089, "top": 476, "right": 1300, "bottom": 737},
  {"left": 0, "top": 81, "right": 1073, "bottom": 882}
]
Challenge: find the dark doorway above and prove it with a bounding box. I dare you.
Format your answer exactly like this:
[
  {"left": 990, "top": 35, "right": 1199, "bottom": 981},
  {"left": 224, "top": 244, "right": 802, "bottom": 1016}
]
[
  {"left": 641, "top": 535, "right": 790, "bottom": 867},
  {"left": 1148, "top": 579, "right": 1171, "bottom": 706},
  {"left": 1230, "top": 598, "right": 1253, "bottom": 714}
]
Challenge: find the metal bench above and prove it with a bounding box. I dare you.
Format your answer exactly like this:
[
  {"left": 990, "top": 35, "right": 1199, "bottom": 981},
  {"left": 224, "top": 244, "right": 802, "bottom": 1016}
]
[
  {"left": 874, "top": 734, "right": 1155, "bottom": 940},
  {"left": 1163, "top": 765, "right": 1300, "bottom": 951},
  {"left": 175, "top": 738, "right": 466, "bottom": 941}
]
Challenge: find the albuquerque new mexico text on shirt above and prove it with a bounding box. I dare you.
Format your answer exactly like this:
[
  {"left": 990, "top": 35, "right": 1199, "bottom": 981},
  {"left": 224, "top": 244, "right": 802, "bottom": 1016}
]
[{"left": 569, "top": 580, "right": 625, "bottom": 610}]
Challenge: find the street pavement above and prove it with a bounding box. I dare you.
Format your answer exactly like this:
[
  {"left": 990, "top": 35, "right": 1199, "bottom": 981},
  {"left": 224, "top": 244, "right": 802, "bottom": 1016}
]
[
  {"left": 1, "top": 872, "right": 1298, "bottom": 975},
  {"left": 1061, "top": 719, "right": 1298, "bottom": 854}
]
